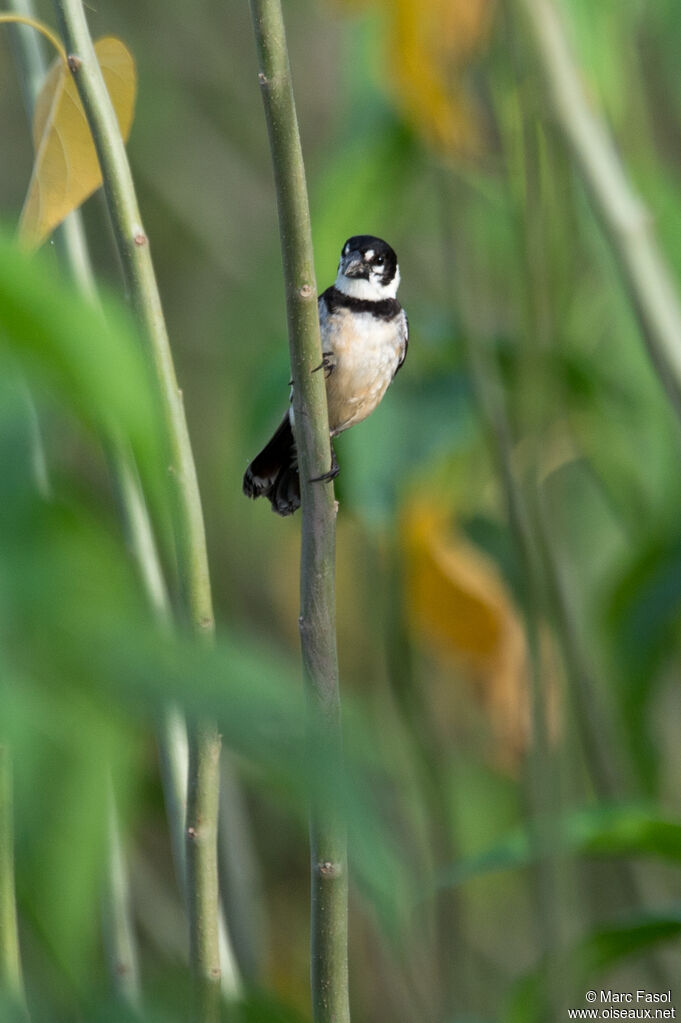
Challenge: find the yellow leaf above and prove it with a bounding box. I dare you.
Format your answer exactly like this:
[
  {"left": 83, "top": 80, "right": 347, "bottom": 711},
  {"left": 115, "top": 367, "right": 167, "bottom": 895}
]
[
  {"left": 388, "top": 0, "right": 493, "bottom": 155},
  {"left": 402, "top": 498, "right": 559, "bottom": 768},
  {"left": 19, "top": 37, "right": 137, "bottom": 248},
  {"left": 333, "top": 0, "right": 494, "bottom": 156},
  {"left": 404, "top": 499, "right": 518, "bottom": 667}
]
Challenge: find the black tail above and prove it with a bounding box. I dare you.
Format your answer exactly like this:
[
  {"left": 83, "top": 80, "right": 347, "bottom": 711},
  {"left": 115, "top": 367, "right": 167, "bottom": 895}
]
[{"left": 243, "top": 413, "right": 300, "bottom": 516}]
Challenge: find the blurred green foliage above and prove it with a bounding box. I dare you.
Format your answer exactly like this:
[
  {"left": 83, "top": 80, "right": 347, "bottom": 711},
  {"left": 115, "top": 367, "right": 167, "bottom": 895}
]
[{"left": 2, "top": 0, "right": 681, "bottom": 1020}]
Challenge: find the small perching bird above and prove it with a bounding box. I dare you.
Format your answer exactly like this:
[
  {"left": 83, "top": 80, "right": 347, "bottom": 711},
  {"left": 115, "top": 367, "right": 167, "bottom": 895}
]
[{"left": 243, "top": 235, "right": 408, "bottom": 515}]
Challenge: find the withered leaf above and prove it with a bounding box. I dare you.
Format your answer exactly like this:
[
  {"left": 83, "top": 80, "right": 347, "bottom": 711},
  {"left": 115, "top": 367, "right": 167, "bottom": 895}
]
[{"left": 19, "top": 36, "right": 137, "bottom": 248}]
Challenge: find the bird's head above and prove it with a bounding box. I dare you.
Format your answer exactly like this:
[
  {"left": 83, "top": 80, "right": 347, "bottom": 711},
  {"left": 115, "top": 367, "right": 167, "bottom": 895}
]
[{"left": 335, "top": 235, "right": 400, "bottom": 301}]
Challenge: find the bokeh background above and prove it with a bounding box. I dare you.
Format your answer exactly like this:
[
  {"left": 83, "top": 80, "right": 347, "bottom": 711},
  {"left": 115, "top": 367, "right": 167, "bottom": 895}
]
[{"left": 2, "top": 0, "right": 681, "bottom": 1020}]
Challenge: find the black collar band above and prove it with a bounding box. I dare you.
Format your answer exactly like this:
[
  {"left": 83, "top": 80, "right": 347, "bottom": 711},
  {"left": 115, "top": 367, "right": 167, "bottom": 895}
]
[{"left": 322, "top": 285, "right": 402, "bottom": 321}]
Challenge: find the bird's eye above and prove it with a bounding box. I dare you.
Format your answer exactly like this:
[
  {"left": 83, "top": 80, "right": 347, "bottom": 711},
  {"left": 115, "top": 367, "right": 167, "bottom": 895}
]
[{"left": 375, "top": 257, "right": 384, "bottom": 266}]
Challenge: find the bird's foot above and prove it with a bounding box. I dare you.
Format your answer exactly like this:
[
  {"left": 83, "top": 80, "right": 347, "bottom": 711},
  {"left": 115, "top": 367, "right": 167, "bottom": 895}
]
[
  {"left": 312, "top": 353, "right": 335, "bottom": 378},
  {"left": 309, "top": 445, "right": 339, "bottom": 483}
]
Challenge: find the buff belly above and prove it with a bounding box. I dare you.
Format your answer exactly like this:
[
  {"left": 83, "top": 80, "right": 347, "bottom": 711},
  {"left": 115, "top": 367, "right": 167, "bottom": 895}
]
[{"left": 321, "top": 307, "right": 404, "bottom": 435}]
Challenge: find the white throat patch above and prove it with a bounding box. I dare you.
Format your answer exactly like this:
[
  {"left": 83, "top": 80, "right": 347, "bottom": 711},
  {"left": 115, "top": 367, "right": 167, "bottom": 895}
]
[{"left": 334, "top": 264, "right": 400, "bottom": 301}]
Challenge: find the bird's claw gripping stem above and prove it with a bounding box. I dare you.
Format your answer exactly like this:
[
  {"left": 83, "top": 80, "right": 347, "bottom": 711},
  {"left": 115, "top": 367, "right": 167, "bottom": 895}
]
[{"left": 309, "top": 444, "right": 339, "bottom": 483}]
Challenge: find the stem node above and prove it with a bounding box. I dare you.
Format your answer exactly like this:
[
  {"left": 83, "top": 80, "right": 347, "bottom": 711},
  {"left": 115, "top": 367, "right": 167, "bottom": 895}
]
[{"left": 315, "top": 860, "right": 342, "bottom": 880}]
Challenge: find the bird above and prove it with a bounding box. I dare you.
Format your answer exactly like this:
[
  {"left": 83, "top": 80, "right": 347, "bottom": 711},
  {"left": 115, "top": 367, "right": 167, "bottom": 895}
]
[{"left": 243, "top": 234, "right": 408, "bottom": 515}]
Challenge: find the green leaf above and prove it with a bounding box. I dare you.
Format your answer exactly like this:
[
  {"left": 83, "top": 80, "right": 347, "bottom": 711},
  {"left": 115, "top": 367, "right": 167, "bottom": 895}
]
[
  {"left": 606, "top": 534, "right": 681, "bottom": 790},
  {"left": 7, "top": 676, "right": 139, "bottom": 988},
  {"left": 434, "top": 804, "right": 681, "bottom": 892},
  {"left": 0, "top": 232, "right": 162, "bottom": 478},
  {"left": 504, "top": 908, "right": 681, "bottom": 1023}
]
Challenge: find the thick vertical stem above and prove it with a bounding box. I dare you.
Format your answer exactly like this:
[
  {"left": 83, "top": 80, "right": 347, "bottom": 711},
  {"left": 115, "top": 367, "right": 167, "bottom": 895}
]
[
  {"left": 50, "top": 1, "right": 222, "bottom": 1016},
  {"left": 248, "top": 2, "right": 349, "bottom": 1021},
  {"left": 0, "top": 747, "right": 26, "bottom": 1014}
]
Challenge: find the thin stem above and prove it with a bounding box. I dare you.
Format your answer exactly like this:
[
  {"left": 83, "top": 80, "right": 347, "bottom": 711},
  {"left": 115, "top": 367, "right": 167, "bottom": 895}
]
[
  {"left": 0, "top": 746, "right": 26, "bottom": 1015},
  {"left": 460, "top": 306, "right": 566, "bottom": 1008},
  {"left": 102, "top": 786, "right": 141, "bottom": 1011},
  {"left": 444, "top": 163, "right": 622, "bottom": 800},
  {"left": 156, "top": 710, "right": 242, "bottom": 999},
  {"left": 7, "top": 0, "right": 55, "bottom": 504},
  {"left": 446, "top": 112, "right": 673, "bottom": 978},
  {"left": 116, "top": 453, "right": 241, "bottom": 1002},
  {"left": 248, "top": 3, "right": 349, "bottom": 1022},
  {"left": 501, "top": 52, "right": 628, "bottom": 803},
  {"left": 0, "top": 12, "right": 66, "bottom": 65},
  {"left": 50, "top": 1, "right": 222, "bottom": 1015},
  {"left": 217, "top": 757, "right": 265, "bottom": 986},
  {"left": 5, "top": 0, "right": 53, "bottom": 119},
  {"left": 113, "top": 445, "right": 241, "bottom": 1001},
  {"left": 510, "top": 0, "right": 681, "bottom": 422},
  {"left": 382, "top": 538, "right": 466, "bottom": 1020}
]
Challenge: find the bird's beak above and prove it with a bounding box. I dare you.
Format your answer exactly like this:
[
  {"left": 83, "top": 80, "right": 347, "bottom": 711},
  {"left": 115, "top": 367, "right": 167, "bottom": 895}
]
[{"left": 341, "top": 251, "right": 364, "bottom": 277}]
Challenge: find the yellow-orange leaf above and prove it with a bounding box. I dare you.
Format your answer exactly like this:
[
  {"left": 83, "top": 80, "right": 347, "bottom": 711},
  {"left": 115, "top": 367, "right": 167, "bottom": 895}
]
[
  {"left": 19, "top": 37, "right": 136, "bottom": 248},
  {"left": 388, "top": 0, "right": 493, "bottom": 155},
  {"left": 404, "top": 499, "right": 521, "bottom": 668},
  {"left": 334, "top": 0, "right": 493, "bottom": 156},
  {"left": 402, "top": 498, "right": 558, "bottom": 768}
]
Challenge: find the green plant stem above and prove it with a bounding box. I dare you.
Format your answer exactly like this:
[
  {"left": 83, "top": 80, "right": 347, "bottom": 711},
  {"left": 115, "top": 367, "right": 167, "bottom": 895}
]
[
  {"left": 451, "top": 209, "right": 622, "bottom": 799},
  {"left": 382, "top": 539, "right": 467, "bottom": 1020},
  {"left": 14, "top": 18, "right": 241, "bottom": 1003},
  {"left": 155, "top": 711, "right": 242, "bottom": 998},
  {"left": 503, "top": 60, "right": 627, "bottom": 804},
  {"left": 117, "top": 456, "right": 240, "bottom": 997},
  {"left": 445, "top": 155, "right": 672, "bottom": 992},
  {"left": 50, "top": 2, "right": 222, "bottom": 1015},
  {"left": 218, "top": 757, "right": 265, "bottom": 985},
  {"left": 9, "top": 6, "right": 145, "bottom": 1006},
  {"left": 12, "top": 0, "right": 245, "bottom": 1006},
  {"left": 248, "top": 3, "right": 349, "bottom": 1022},
  {"left": 503, "top": 47, "right": 675, "bottom": 990},
  {"left": 103, "top": 785, "right": 141, "bottom": 1010},
  {"left": 114, "top": 455, "right": 241, "bottom": 1000},
  {"left": 511, "top": 0, "right": 681, "bottom": 422},
  {"left": 7, "top": 0, "right": 55, "bottom": 505},
  {"left": 51, "top": 0, "right": 214, "bottom": 638},
  {"left": 0, "top": 746, "right": 26, "bottom": 1014},
  {"left": 6, "top": 0, "right": 45, "bottom": 121},
  {"left": 461, "top": 314, "right": 566, "bottom": 1005}
]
